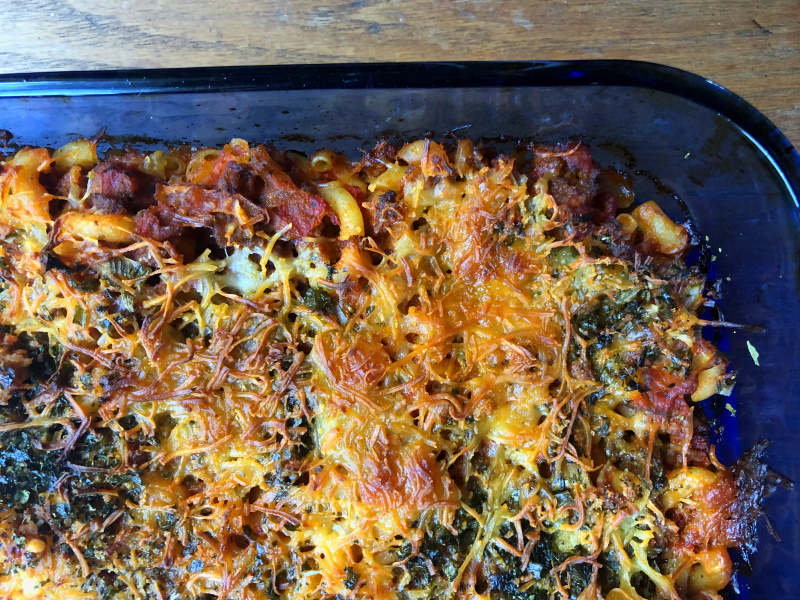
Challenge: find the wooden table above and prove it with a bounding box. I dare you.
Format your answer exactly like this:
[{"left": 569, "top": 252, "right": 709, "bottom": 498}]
[{"left": 2, "top": 0, "right": 798, "bottom": 145}]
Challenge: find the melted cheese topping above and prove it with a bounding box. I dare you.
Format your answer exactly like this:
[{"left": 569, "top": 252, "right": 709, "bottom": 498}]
[{"left": 0, "top": 138, "right": 744, "bottom": 600}]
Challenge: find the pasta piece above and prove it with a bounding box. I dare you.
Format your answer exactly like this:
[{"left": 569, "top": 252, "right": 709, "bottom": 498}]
[
  {"left": 692, "top": 364, "right": 727, "bottom": 402},
  {"left": 398, "top": 139, "right": 426, "bottom": 165},
  {"left": 310, "top": 149, "right": 336, "bottom": 173},
  {"left": 317, "top": 180, "right": 364, "bottom": 239},
  {"left": 57, "top": 211, "right": 137, "bottom": 244},
  {"left": 617, "top": 212, "right": 638, "bottom": 237},
  {"left": 632, "top": 200, "right": 689, "bottom": 254},
  {"left": 367, "top": 162, "right": 407, "bottom": 192},
  {"left": 53, "top": 139, "right": 98, "bottom": 171}
]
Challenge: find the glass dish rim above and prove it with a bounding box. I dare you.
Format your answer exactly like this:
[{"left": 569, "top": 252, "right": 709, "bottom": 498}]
[{"left": 0, "top": 59, "right": 797, "bottom": 206}]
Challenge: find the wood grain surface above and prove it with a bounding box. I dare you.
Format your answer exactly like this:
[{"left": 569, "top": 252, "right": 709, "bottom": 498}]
[{"left": 1, "top": 0, "right": 798, "bottom": 145}]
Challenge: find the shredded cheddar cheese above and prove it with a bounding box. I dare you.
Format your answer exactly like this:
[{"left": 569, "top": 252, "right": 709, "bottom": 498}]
[{"left": 0, "top": 137, "right": 763, "bottom": 600}]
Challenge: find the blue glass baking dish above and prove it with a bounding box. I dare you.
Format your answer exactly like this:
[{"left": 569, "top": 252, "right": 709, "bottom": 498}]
[{"left": 0, "top": 60, "right": 798, "bottom": 597}]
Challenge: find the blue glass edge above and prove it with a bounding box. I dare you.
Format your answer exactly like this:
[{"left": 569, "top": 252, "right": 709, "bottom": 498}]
[{"left": 0, "top": 60, "right": 797, "bottom": 206}]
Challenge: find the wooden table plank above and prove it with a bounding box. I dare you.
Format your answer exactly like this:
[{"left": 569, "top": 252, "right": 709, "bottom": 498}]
[{"left": 1, "top": 0, "right": 797, "bottom": 145}]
